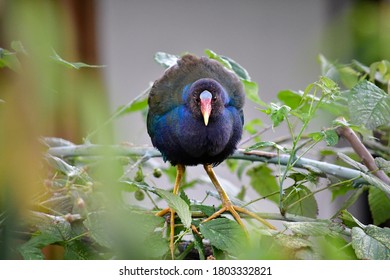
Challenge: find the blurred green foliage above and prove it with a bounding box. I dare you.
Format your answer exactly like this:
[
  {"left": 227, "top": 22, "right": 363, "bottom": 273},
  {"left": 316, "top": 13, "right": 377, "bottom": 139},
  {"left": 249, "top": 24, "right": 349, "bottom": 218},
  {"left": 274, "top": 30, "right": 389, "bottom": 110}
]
[
  {"left": 0, "top": 0, "right": 112, "bottom": 259},
  {"left": 324, "top": 0, "right": 390, "bottom": 63}
]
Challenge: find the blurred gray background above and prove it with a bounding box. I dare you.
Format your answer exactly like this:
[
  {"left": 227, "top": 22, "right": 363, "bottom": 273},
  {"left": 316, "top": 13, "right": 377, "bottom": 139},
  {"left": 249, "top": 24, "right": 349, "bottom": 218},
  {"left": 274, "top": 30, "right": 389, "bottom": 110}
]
[{"left": 97, "top": 0, "right": 325, "bottom": 144}]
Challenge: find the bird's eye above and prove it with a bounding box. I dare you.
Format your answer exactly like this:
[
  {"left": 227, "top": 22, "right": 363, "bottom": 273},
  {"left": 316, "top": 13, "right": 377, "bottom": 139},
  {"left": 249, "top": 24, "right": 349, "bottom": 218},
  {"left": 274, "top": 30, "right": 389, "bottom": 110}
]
[
  {"left": 195, "top": 97, "right": 200, "bottom": 103},
  {"left": 213, "top": 96, "right": 217, "bottom": 101}
]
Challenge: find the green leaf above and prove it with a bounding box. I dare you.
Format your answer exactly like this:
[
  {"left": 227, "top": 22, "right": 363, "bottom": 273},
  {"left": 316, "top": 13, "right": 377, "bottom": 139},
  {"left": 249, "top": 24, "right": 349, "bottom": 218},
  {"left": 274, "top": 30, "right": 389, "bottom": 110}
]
[
  {"left": 63, "top": 240, "right": 99, "bottom": 260},
  {"left": 348, "top": 80, "right": 390, "bottom": 130},
  {"left": 288, "top": 172, "right": 308, "bottom": 183},
  {"left": 284, "top": 221, "right": 343, "bottom": 237},
  {"left": 365, "top": 225, "right": 390, "bottom": 249},
  {"left": 318, "top": 54, "right": 339, "bottom": 81},
  {"left": 154, "top": 52, "right": 179, "bottom": 69},
  {"left": 162, "top": 165, "right": 179, "bottom": 183},
  {"left": 247, "top": 164, "right": 280, "bottom": 204},
  {"left": 245, "top": 141, "right": 287, "bottom": 152},
  {"left": 121, "top": 180, "right": 158, "bottom": 194},
  {"left": 312, "top": 235, "right": 356, "bottom": 260},
  {"left": 274, "top": 233, "right": 312, "bottom": 251},
  {"left": 219, "top": 55, "right": 251, "bottom": 80},
  {"left": 307, "top": 131, "right": 323, "bottom": 142},
  {"left": 204, "top": 49, "right": 232, "bottom": 70},
  {"left": 375, "top": 157, "right": 390, "bottom": 173},
  {"left": 361, "top": 173, "right": 390, "bottom": 197},
  {"left": 204, "top": 49, "right": 263, "bottom": 106},
  {"left": 155, "top": 188, "right": 191, "bottom": 228},
  {"left": 262, "top": 103, "right": 291, "bottom": 128},
  {"left": 125, "top": 212, "right": 166, "bottom": 244},
  {"left": 243, "top": 118, "right": 263, "bottom": 135},
  {"left": 40, "top": 219, "right": 73, "bottom": 241},
  {"left": 316, "top": 76, "right": 339, "bottom": 96},
  {"left": 338, "top": 66, "right": 360, "bottom": 88},
  {"left": 225, "top": 159, "right": 238, "bottom": 173},
  {"left": 353, "top": 60, "right": 380, "bottom": 82},
  {"left": 118, "top": 180, "right": 138, "bottom": 192},
  {"left": 51, "top": 50, "right": 105, "bottom": 69},
  {"left": 45, "top": 155, "right": 87, "bottom": 179},
  {"left": 336, "top": 118, "right": 359, "bottom": 131},
  {"left": 368, "top": 186, "right": 390, "bottom": 225},
  {"left": 369, "top": 60, "right": 390, "bottom": 83},
  {"left": 282, "top": 185, "right": 318, "bottom": 218},
  {"left": 107, "top": 211, "right": 167, "bottom": 259},
  {"left": 351, "top": 226, "right": 390, "bottom": 259},
  {"left": 284, "top": 222, "right": 330, "bottom": 236},
  {"left": 236, "top": 185, "right": 247, "bottom": 201},
  {"left": 0, "top": 48, "right": 21, "bottom": 72},
  {"left": 199, "top": 218, "right": 246, "bottom": 256},
  {"left": 270, "top": 104, "right": 290, "bottom": 127},
  {"left": 192, "top": 232, "right": 206, "bottom": 260},
  {"left": 114, "top": 98, "right": 148, "bottom": 118},
  {"left": 318, "top": 54, "right": 359, "bottom": 88},
  {"left": 309, "top": 129, "right": 339, "bottom": 146},
  {"left": 19, "top": 233, "right": 63, "bottom": 260},
  {"left": 191, "top": 204, "right": 216, "bottom": 217},
  {"left": 330, "top": 180, "right": 355, "bottom": 201},
  {"left": 323, "top": 130, "right": 339, "bottom": 146},
  {"left": 204, "top": 49, "right": 251, "bottom": 80},
  {"left": 83, "top": 212, "right": 113, "bottom": 248},
  {"left": 180, "top": 191, "right": 191, "bottom": 206},
  {"left": 19, "top": 213, "right": 73, "bottom": 260},
  {"left": 145, "top": 232, "right": 170, "bottom": 259},
  {"left": 339, "top": 210, "right": 361, "bottom": 228},
  {"left": 242, "top": 80, "right": 264, "bottom": 105},
  {"left": 277, "top": 90, "right": 304, "bottom": 110}
]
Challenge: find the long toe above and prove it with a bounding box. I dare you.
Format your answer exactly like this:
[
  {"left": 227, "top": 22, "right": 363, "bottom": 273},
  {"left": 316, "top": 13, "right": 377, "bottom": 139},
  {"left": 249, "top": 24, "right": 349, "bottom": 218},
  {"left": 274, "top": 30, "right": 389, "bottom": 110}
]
[
  {"left": 155, "top": 207, "right": 177, "bottom": 259},
  {"left": 156, "top": 207, "right": 170, "bottom": 217},
  {"left": 232, "top": 205, "right": 276, "bottom": 230},
  {"left": 201, "top": 203, "right": 249, "bottom": 237},
  {"left": 169, "top": 208, "right": 176, "bottom": 259}
]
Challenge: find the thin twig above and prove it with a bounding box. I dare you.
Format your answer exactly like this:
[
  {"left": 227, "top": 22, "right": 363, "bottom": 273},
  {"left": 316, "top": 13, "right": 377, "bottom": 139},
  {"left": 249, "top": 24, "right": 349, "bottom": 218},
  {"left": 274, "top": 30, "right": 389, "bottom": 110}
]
[
  {"left": 284, "top": 175, "right": 361, "bottom": 212},
  {"left": 363, "top": 139, "right": 390, "bottom": 155},
  {"left": 336, "top": 117, "right": 390, "bottom": 185},
  {"left": 239, "top": 124, "right": 272, "bottom": 146},
  {"left": 47, "top": 144, "right": 368, "bottom": 184}
]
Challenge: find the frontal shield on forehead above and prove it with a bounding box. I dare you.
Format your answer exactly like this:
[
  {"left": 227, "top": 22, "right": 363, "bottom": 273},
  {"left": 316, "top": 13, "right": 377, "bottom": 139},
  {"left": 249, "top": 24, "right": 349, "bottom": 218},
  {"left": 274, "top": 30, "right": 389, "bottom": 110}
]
[{"left": 200, "top": 90, "right": 212, "bottom": 126}]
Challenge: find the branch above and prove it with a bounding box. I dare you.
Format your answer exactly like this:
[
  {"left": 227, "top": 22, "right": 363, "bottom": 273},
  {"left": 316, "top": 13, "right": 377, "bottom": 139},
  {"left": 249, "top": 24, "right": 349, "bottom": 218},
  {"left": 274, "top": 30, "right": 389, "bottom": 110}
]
[
  {"left": 336, "top": 118, "right": 390, "bottom": 186},
  {"left": 47, "top": 144, "right": 368, "bottom": 184}
]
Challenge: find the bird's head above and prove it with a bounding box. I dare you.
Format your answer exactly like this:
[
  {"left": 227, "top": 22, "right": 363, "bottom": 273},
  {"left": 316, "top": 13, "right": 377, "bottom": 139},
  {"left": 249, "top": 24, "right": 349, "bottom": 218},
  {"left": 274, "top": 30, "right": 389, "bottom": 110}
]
[{"left": 185, "top": 78, "right": 228, "bottom": 126}]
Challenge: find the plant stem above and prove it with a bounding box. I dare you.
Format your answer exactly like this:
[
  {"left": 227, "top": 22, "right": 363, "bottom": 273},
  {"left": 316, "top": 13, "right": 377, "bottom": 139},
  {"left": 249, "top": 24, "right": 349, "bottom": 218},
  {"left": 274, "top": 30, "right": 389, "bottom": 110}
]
[
  {"left": 242, "top": 190, "right": 280, "bottom": 207},
  {"left": 336, "top": 117, "right": 390, "bottom": 185},
  {"left": 47, "top": 145, "right": 368, "bottom": 184},
  {"left": 284, "top": 175, "right": 360, "bottom": 212}
]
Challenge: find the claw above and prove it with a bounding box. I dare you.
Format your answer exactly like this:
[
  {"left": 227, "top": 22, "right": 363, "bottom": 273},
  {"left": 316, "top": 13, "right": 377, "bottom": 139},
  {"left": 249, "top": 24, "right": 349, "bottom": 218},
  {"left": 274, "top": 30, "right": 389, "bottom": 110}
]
[{"left": 202, "top": 164, "right": 276, "bottom": 232}]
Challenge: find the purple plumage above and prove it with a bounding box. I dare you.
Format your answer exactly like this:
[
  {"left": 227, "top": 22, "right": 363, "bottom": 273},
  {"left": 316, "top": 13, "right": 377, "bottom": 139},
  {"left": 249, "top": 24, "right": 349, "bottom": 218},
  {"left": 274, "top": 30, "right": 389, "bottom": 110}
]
[{"left": 147, "top": 54, "right": 245, "bottom": 166}]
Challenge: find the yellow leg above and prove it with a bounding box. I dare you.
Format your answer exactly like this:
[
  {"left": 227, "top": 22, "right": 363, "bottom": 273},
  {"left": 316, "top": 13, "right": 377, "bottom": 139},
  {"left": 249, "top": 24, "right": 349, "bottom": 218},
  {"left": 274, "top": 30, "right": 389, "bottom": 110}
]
[
  {"left": 202, "top": 164, "right": 276, "bottom": 231},
  {"left": 155, "top": 164, "right": 185, "bottom": 259}
]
